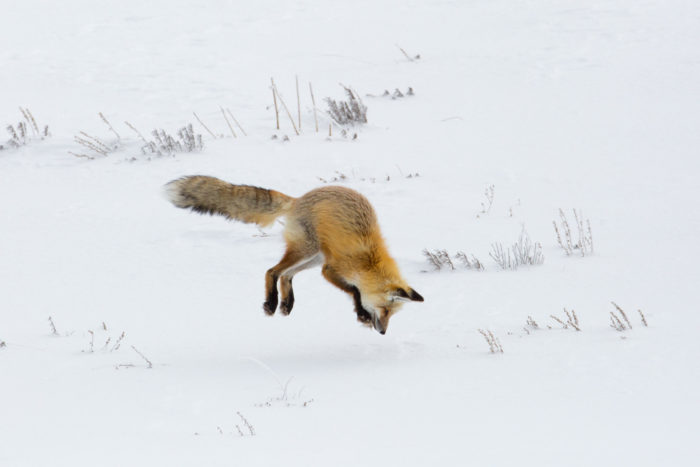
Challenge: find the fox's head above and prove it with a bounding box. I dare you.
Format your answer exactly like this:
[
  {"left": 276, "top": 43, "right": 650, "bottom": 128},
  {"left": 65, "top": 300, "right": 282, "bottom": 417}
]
[{"left": 359, "top": 282, "right": 424, "bottom": 334}]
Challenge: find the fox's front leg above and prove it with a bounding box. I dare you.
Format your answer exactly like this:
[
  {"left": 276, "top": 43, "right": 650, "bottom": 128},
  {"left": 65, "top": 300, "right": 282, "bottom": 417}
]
[
  {"left": 263, "top": 268, "right": 279, "bottom": 315},
  {"left": 321, "top": 264, "right": 372, "bottom": 323},
  {"left": 279, "top": 276, "right": 294, "bottom": 315}
]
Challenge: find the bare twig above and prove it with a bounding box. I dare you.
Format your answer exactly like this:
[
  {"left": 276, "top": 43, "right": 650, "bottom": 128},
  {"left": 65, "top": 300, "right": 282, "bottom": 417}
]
[
  {"left": 193, "top": 112, "right": 218, "bottom": 139},
  {"left": 611, "top": 302, "right": 632, "bottom": 329},
  {"left": 526, "top": 316, "right": 539, "bottom": 329},
  {"left": 220, "top": 107, "right": 237, "bottom": 138},
  {"left": 271, "top": 78, "right": 280, "bottom": 130},
  {"left": 309, "top": 82, "right": 319, "bottom": 132},
  {"left": 99, "top": 112, "right": 121, "bottom": 140},
  {"left": 638, "top": 309, "right": 648, "bottom": 327},
  {"left": 87, "top": 330, "right": 94, "bottom": 353},
  {"left": 610, "top": 312, "right": 626, "bottom": 331},
  {"left": 225, "top": 108, "right": 247, "bottom": 136},
  {"left": 48, "top": 316, "right": 58, "bottom": 336},
  {"left": 272, "top": 82, "right": 300, "bottom": 135},
  {"left": 111, "top": 331, "right": 125, "bottom": 351},
  {"left": 237, "top": 412, "right": 255, "bottom": 436},
  {"left": 69, "top": 151, "right": 95, "bottom": 160},
  {"left": 478, "top": 329, "right": 504, "bottom": 353},
  {"left": 477, "top": 185, "right": 495, "bottom": 216},
  {"left": 423, "top": 249, "right": 442, "bottom": 270},
  {"left": 20, "top": 107, "right": 40, "bottom": 136},
  {"left": 296, "top": 75, "right": 301, "bottom": 131},
  {"left": 125, "top": 121, "right": 149, "bottom": 144},
  {"left": 396, "top": 44, "right": 419, "bottom": 61},
  {"left": 131, "top": 345, "right": 153, "bottom": 369},
  {"left": 550, "top": 315, "right": 568, "bottom": 329}
]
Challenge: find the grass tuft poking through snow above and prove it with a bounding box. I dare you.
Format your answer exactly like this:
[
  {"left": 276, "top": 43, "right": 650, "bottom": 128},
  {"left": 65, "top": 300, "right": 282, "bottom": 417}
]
[{"left": 478, "top": 329, "right": 504, "bottom": 354}]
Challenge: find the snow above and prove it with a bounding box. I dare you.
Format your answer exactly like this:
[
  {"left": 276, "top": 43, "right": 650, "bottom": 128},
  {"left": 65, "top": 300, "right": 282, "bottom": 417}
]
[{"left": 1, "top": 0, "right": 699, "bottom": 465}]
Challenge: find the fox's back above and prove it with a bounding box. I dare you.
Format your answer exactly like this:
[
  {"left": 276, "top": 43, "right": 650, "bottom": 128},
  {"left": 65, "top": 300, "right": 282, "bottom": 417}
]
[{"left": 288, "top": 186, "right": 381, "bottom": 256}]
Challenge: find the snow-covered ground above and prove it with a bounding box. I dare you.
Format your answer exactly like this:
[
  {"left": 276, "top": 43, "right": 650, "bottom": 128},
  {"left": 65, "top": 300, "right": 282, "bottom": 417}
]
[{"left": 2, "top": 0, "right": 699, "bottom": 465}]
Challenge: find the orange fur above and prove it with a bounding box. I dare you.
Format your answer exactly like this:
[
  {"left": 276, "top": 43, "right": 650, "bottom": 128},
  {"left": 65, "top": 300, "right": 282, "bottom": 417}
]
[{"left": 165, "top": 176, "right": 423, "bottom": 334}]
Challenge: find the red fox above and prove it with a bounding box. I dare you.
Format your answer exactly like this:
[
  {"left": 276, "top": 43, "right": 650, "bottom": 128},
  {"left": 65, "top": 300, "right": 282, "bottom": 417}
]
[{"left": 164, "top": 175, "right": 423, "bottom": 334}]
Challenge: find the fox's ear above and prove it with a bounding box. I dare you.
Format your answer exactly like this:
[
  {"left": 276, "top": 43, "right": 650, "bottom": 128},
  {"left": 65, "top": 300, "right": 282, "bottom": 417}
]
[{"left": 393, "top": 287, "right": 424, "bottom": 302}]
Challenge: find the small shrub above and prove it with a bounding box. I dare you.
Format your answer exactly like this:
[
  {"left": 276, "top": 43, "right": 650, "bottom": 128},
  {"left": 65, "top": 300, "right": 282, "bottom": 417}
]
[
  {"left": 325, "top": 86, "right": 367, "bottom": 125},
  {"left": 1, "top": 107, "right": 50, "bottom": 151},
  {"left": 490, "top": 229, "right": 544, "bottom": 270},
  {"left": 550, "top": 308, "right": 581, "bottom": 331},
  {"left": 553, "top": 208, "right": 593, "bottom": 256},
  {"left": 423, "top": 249, "right": 485, "bottom": 271},
  {"left": 126, "top": 122, "right": 204, "bottom": 156}
]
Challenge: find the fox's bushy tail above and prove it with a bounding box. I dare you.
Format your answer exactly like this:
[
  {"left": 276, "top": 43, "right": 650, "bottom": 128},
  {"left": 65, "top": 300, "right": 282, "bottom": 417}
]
[{"left": 164, "top": 175, "right": 294, "bottom": 227}]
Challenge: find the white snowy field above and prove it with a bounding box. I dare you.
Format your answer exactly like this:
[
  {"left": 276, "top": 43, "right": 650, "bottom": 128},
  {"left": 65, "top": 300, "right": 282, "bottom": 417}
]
[{"left": 1, "top": 0, "right": 699, "bottom": 465}]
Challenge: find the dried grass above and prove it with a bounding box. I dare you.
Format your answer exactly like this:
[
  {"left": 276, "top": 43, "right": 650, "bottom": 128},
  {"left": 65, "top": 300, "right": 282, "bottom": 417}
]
[{"left": 478, "top": 329, "right": 504, "bottom": 354}]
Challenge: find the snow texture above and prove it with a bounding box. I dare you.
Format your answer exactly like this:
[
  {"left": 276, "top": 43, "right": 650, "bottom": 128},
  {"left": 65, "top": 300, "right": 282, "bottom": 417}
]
[{"left": 1, "top": 0, "right": 699, "bottom": 465}]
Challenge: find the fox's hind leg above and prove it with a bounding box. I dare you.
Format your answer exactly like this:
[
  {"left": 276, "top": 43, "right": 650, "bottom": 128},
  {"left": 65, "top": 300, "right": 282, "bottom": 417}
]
[
  {"left": 264, "top": 250, "right": 306, "bottom": 315},
  {"left": 265, "top": 251, "right": 322, "bottom": 316},
  {"left": 279, "top": 253, "right": 323, "bottom": 315}
]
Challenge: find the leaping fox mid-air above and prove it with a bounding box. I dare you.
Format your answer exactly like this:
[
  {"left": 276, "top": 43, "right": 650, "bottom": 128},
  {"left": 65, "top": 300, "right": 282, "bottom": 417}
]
[{"left": 164, "top": 175, "right": 423, "bottom": 334}]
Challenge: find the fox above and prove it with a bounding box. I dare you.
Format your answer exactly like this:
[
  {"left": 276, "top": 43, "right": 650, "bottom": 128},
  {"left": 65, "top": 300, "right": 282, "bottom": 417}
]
[{"left": 164, "top": 175, "right": 423, "bottom": 334}]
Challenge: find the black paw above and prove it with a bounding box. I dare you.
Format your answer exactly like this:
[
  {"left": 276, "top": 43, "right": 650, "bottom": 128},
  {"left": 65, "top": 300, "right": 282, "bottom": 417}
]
[
  {"left": 263, "top": 295, "right": 278, "bottom": 315},
  {"left": 279, "top": 291, "right": 294, "bottom": 316},
  {"left": 356, "top": 306, "right": 373, "bottom": 324}
]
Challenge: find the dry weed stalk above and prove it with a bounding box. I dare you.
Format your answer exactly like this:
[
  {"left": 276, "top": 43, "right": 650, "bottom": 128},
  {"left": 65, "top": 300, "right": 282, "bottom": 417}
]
[
  {"left": 125, "top": 121, "right": 149, "bottom": 144},
  {"left": 477, "top": 185, "right": 495, "bottom": 217},
  {"left": 74, "top": 131, "right": 111, "bottom": 156},
  {"left": 69, "top": 151, "right": 95, "bottom": 160},
  {"left": 437, "top": 250, "right": 455, "bottom": 270},
  {"left": 478, "top": 329, "right": 504, "bottom": 354},
  {"left": 111, "top": 331, "right": 126, "bottom": 351},
  {"left": 131, "top": 345, "right": 153, "bottom": 369},
  {"left": 611, "top": 302, "right": 632, "bottom": 329},
  {"left": 225, "top": 108, "right": 247, "bottom": 136},
  {"left": 48, "top": 316, "right": 59, "bottom": 336},
  {"left": 99, "top": 112, "right": 121, "bottom": 140},
  {"left": 2, "top": 108, "right": 49, "bottom": 150},
  {"left": 220, "top": 107, "right": 237, "bottom": 138},
  {"left": 193, "top": 112, "right": 219, "bottom": 139},
  {"left": 638, "top": 309, "right": 648, "bottom": 327},
  {"left": 271, "top": 78, "right": 280, "bottom": 130},
  {"left": 423, "top": 249, "right": 442, "bottom": 270},
  {"left": 549, "top": 308, "right": 580, "bottom": 331},
  {"left": 296, "top": 75, "right": 301, "bottom": 131},
  {"left": 396, "top": 44, "right": 420, "bottom": 61},
  {"left": 564, "top": 308, "right": 580, "bottom": 331},
  {"left": 309, "top": 82, "right": 319, "bottom": 132},
  {"left": 423, "top": 249, "right": 485, "bottom": 272},
  {"left": 237, "top": 412, "right": 255, "bottom": 436},
  {"left": 610, "top": 312, "right": 626, "bottom": 331},
  {"left": 455, "top": 252, "right": 486, "bottom": 271},
  {"left": 554, "top": 209, "right": 593, "bottom": 256},
  {"left": 526, "top": 316, "right": 539, "bottom": 329},
  {"left": 271, "top": 80, "right": 300, "bottom": 135},
  {"left": 87, "top": 330, "right": 94, "bottom": 353}
]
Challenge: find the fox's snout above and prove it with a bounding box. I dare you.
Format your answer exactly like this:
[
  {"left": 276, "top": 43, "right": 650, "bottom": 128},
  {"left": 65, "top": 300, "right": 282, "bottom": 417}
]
[{"left": 374, "top": 319, "right": 387, "bottom": 335}]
